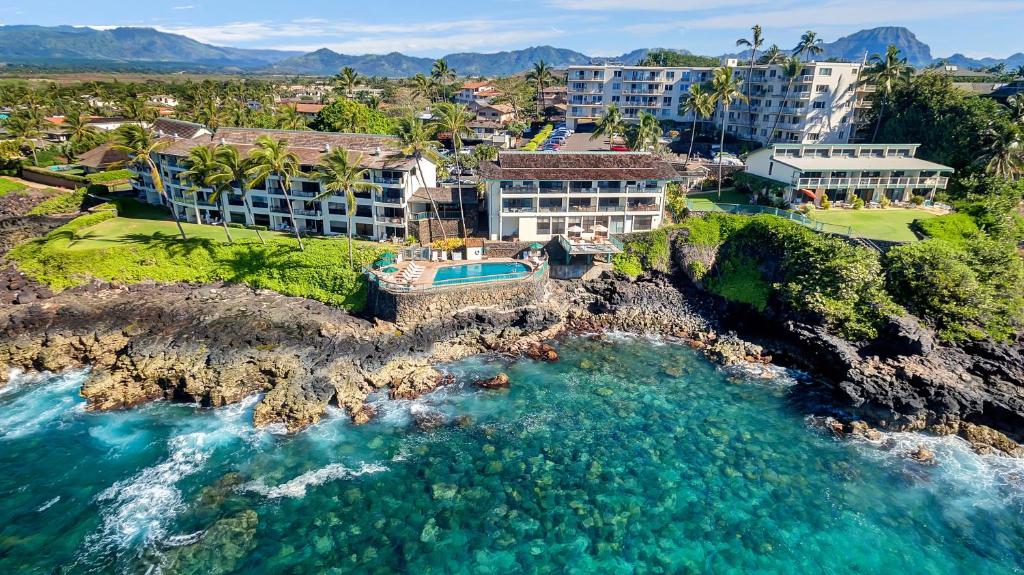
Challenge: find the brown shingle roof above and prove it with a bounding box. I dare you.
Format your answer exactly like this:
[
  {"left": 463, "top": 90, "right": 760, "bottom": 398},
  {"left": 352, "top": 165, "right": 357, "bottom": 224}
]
[
  {"left": 76, "top": 142, "right": 129, "bottom": 170},
  {"left": 293, "top": 103, "right": 325, "bottom": 114},
  {"left": 152, "top": 118, "right": 209, "bottom": 139},
  {"left": 158, "top": 128, "right": 416, "bottom": 171},
  {"left": 479, "top": 152, "right": 680, "bottom": 181}
]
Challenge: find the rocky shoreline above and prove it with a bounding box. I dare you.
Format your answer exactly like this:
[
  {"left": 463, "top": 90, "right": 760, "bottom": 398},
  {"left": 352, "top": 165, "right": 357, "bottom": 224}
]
[{"left": 1, "top": 232, "right": 1022, "bottom": 457}]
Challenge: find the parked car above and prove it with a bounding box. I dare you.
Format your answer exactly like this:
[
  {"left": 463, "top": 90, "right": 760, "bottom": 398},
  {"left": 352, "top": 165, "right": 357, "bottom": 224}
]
[{"left": 610, "top": 145, "right": 630, "bottom": 152}]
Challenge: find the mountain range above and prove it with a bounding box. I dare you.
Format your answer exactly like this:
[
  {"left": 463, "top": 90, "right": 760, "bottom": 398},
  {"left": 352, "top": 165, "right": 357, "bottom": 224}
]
[{"left": 0, "top": 24, "right": 1020, "bottom": 77}]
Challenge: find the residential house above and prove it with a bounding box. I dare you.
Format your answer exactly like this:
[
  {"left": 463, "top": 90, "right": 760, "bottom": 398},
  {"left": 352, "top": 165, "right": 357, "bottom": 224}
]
[
  {"left": 132, "top": 127, "right": 437, "bottom": 241},
  {"left": 455, "top": 81, "right": 501, "bottom": 105},
  {"left": 566, "top": 60, "right": 869, "bottom": 145},
  {"left": 75, "top": 142, "right": 130, "bottom": 174},
  {"left": 743, "top": 143, "right": 954, "bottom": 205},
  {"left": 149, "top": 94, "right": 179, "bottom": 107},
  {"left": 293, "top": 103, "right": 325, "bottom": 119},
  {"left": 468, "top": 100, "right": 516, "bottom": 125},
  {"left": 479, "top": 151, "right": 678, "bottom": 241}
]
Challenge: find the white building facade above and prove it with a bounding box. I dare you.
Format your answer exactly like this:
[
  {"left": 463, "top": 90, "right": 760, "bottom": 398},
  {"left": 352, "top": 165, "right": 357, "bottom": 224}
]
[
  {"left": 744, "top": 143, "right": 953, "bottom": 204},
  {"left": 479, "top": 151, "right": 678, "bottom": 242},
  {"left": 133, "top": 128, "right": 437, "bottom": 241},
  {"left": 566, "top": 61, "right": 869, "bottom": 145}
]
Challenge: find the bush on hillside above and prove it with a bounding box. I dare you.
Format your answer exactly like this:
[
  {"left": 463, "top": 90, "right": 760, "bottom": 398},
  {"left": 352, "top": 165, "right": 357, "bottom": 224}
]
[
  {"left": 27, "top": 188, "right": 88, "bottom": 215},
  {"left": 913, "top": 213, "right": 980, "bottom": 246}
]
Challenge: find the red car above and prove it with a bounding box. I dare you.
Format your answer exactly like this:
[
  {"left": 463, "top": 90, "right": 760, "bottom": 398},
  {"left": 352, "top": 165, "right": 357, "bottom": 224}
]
[{"left": 610, "top": 145, "right": 630, "bottom": 152}]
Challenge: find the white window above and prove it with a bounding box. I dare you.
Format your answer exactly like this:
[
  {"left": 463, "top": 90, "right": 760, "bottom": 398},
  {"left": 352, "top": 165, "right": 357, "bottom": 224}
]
[{"left": 819, "top": 68, "right": 832, "bottom": 76}]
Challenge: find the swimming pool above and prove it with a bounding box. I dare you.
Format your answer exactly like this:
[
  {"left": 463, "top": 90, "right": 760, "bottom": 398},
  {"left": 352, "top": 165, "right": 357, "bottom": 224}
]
[{"left": 432, "top": 261, "right": 531, "bottom": 284}]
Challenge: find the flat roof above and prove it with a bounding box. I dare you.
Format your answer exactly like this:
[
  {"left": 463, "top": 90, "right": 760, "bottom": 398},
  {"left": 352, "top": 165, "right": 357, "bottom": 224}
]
[
  {"left": 773, "top": 155, "right": 954, "bottom": 172},
  {"left": 479, "top": 151, "right": 679, "bottom": 181}
]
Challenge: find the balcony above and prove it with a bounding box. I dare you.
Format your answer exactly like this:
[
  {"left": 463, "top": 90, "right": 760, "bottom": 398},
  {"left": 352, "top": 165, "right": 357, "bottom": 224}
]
[
  {"left": 375, "top": 215, "right": 406, "bottom": 225},
  {"left": 501, "top": 206, "right": 536, "bottom": 213},
  {"left": 627, "top": 203, "right": 660, "bottom": 212},
  {"left": 374, "top": 193, "right": 405, "bottom": 204},
  {"left": 375, "top": 176, "right": 403, "bottom": 185},
  {"left": 568, "top": 187, "right": 599, "bottom": 194},
  {"left": 597, "top": 187, "right": 624, "bottom": 194},
  {"left": 795, "top": 176, "right": 949, "bottom": 188},
  {"left": 502, "top": 186, "right": 538, "bottom": 195},
  {"left": 567, "top": 203, "right": 597, "bottom": 212},
  {"left": 597, "top": 204, "right": 624, "bottom": 212},
  {"left": 293, "top": 209, "right": 323, "bottom": 218},
  {"left": 538, "top": 205, "right": 565, "bottom": 213}
]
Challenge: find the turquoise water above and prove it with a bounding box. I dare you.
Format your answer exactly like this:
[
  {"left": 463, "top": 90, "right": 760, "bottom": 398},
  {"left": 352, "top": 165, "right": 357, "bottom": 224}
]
[
  {"left": 432, "top": 262, "right": 530, "bottom": 284},
  {"left": 3, "top": 336, "right": 1024, "bottom": 574}
]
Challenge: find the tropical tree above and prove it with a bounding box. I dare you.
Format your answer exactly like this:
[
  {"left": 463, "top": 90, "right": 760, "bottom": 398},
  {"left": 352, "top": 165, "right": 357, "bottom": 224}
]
[
  {"left": 866, "top": 45, "right": 913, "bottom": 142},
  {"left": 178, "top": 145, "right": 223, "bottom": 230},
  {"left": 736, "top": 24, "right": 764, "bottom": 139},
  {"left": 526, "top": 60, "right": 555, "bottom": 117},
  {"left": 1006, "top": 94, "right": 1024, "bottom": 124},
  {"left": 759, "top": 44, "right": 784, "bottom": 65},
  {"left": 766, "top": 56, "right": 802, "bottom": 145},
  {"left": 627, "top": 112, "right": 662, "bottom": 152},
  {"left": 312, "top": 148, "right": 382, "bottom": 266},
  {"left": 275, "top": 105, "right": 308, "bottom": 130},
  {"left": 410, "top": 74, "right": 435, "bottom": 103},
  {"left": 112, "top": 124, "right": 186, "bottom": 240},
  {"left": 679, "top": 84, "right": 716, "bottom": 160},
  {"left": 1015, "top": 64, "right": 1024, "bottom": 79},
  {"left": 121, "top": 97, "right": 158, "bottom": 122},
  {"left": 62, "top": 112, "right": 102, "bottom": 151},
  {"left": 430, "top": 102, "right": 475, "bottom": 238},
  {"left": 210, "top": 145, "right": 266, "bottom": 244},
  {"left": 431, "top": 59, "right": 456, "bottom": 90},
  {"left": 394, "top": 114, "right": 447, "bottom": 240},
  {"left": 794, "top": 30, "right": 823, "bottom": 62},
  {"left": 710, "top": 66, "right": 748, "bottom": 199},
  {"left": 5, "top": 112, "right": 42, "bottom": 166},
  {"left": 974, "top": 123, "right": 1023, "bottom": 179},
  {"left": 591, "top": 104, "right": 625, "bottom": 149},
  {"left": 336, "top": 67, "right": 361, "bottom": 95},
  {"left": 247, "top": 136, "right": 306, "bottom": 250}
]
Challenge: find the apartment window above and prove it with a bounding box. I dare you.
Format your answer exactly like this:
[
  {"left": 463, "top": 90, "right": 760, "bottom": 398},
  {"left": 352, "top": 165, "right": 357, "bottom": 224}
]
[
  {"left": 662, "top": 97, "right": 672, "bottom": 106},
  {"left": 666, "top": 71, "right": 675, "bottom": 79},
  {"left": 537, "top": 218, "right": 551, "bottom": 235},
  {"left": 682, "top": 71, "right": 691, "bottom": 81},
  {"left": 612, "top": 83, "right": 621, "bottom": 90},
  {"left": 611, "top": 95, "right": 620, "bottom": 103},
  {"left": 614, "top": 70, "right": 622, "bottom": 78},
  {"left": 813, "top": 101, "right": 825, "bottom": 109},
  {"left": 819, "top": 68, "right": 832, "bottom": 76},
  {"left": 769, "top": 69, "right": 777, "bottom": 78},
  {"left": 633, "top": 216, "right": 653, "bottom": 231},
  {"left": 816, "top": 85, "right": 828, "bottom": 93}
]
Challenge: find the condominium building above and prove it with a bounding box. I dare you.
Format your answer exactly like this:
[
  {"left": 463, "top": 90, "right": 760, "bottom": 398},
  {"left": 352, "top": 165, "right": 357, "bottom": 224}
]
[
  {"left": 744, "top": 143, "right": 953, "bottom": 204},
  {"left": 478, "top": 151, "right": 678, "bottom": 241},
  {"left": 566, "top": 60, "right": 870, "bottom": 145},
  {"left": 132, "top": 127, "right": 437, "bottom": 241}
]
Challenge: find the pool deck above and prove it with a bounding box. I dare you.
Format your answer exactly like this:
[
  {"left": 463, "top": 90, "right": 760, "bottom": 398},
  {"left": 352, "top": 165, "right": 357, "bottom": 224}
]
[{"left": 376, "top": 257, "right": 539, "bottom": 288}]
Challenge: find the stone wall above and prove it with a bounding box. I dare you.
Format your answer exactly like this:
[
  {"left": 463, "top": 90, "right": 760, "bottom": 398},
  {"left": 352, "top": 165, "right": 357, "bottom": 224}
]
[
  {"left": 369, "top": 267, "right": 548, "bottom": 324},
  {"left": 412, "top": 218, "right": 463, "bottom": 244},
  {"left": 19, "top": 169, "right": 79, "bottom": 190}
]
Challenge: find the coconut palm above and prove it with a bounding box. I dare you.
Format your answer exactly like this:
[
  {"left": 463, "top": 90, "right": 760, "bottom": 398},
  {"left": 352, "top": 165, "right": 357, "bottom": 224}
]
[
  {"left": 766, "top": 56, "right": 802, "bottom": 146},
  {"left": 759, "top": 44, "right": 784, "bottom": 65},
  {"left": 178, "top": 146, "right": 223, "bottom": 230},
  {"left": 679, "top": 84, "right": 716, "bottom": 160},
  {"left": 122, "top": 97, "right": 158, "bottom": 122},
  {"left": 112, "top": 124, "right": 186, "bottom": 240},
  {"left": 974, "top": 123, "right": 1023, "bottom": 179},
  {"left": 1006, "top": 94, "right": 1024, "bottom": 124},
  {"left": 736, "top": 24, "right": 764, "bottom": 140},
  {"left": 430, "top": 102, "right": 475, "bottom": 238},
  {"left": 591, "top": 104, "right": 625, "bottom": 150},
  {"left": 5, "top": 112, "right": 42, "bottom": 166},
  {"left": 312, "top": 148, "right": 382, "bottom": 267},
  {"left": 627, "top": 112, "right": 662, "bottom": 152},
  {"left": 247, "top": 136, "right": 306, "bottom": 250},
  {"left": 210, "top": 145, "right": 266, "bottom": 244},
  {"left": 275, "top": 105, "right": 308, "bottom": 130},
  {"left": 526, "top": 60, "right": 555, "bottom": 118},
  {"left": 710, "top": 66, "right": 748, "bottom": 200},
  {"left": 63, "top": 112, "right": 102, "bottom": 151},
  {"left": 431, "top": 59, "right": 455, "bottom": 86},
  {"left": 335, "top": 67, "right": 361, "bottom": 95},
  {"left": 1015, "top": 64, "right": 1024, "bottom": 79},
  {"left": 795, "top": 30, "right": 823, "bottom": 62},
  {"left": 394, "top": 114, "right": 447, "bottom": 240},
  {"left": 866, "top": 45, "right": 913, "bottom": 142},
  {"left": 411, "top": 74, "right": 435, "bottom": 103}
]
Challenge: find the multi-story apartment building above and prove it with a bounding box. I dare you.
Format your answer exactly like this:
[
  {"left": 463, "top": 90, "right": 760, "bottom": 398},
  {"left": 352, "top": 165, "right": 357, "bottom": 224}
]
[
  {"left": 744, "top": 143, "right": 953, "bottom": 204},
  {"left": 478, "top": 151, "right": 678, "bottom": 241},
  {"left": 566, "top": 60, "right": 870, "bottom": 145},
  {"left": 133, "top": 127, "right": 437, "bottom": 241}
]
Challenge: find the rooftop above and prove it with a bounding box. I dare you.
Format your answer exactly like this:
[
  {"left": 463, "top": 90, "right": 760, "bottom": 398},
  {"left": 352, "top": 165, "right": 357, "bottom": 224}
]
[
  {"left": 152, "top": 118, "right": 210, "bottom": 140},
  {"left": 76, "top": 142, "right": 129, "bottom": 170},
  {"left": 479, "top": 151, "right": 680, "bottom": 181},
  {"left": 772, "top": 154, "right": 954, "bottom": 172}
]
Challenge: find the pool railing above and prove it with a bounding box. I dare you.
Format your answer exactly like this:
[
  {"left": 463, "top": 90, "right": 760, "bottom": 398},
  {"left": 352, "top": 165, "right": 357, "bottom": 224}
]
[{"left": 368, "top": 260, "right": 549, "bottom": 293}]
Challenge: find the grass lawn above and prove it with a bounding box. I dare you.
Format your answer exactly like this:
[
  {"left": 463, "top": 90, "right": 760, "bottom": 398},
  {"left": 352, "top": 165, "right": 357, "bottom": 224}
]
[
  {"left": 809, "top": 208, "right": 936, "bottom": 242},
  {"left": 9, "top": 209, "right": 393, "bottom": 310},
  {"left": 0, "top": 176, "right": 27, "bottom": 196},
  {"left": 687, "top": 187, "right": 751, "bottom": 211}
]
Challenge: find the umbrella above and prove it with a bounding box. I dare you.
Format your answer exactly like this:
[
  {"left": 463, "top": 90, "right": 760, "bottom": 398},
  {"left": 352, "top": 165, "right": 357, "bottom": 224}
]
[
  {"left": 378, "top": 252, "right": 396, "bottom": 261},
  {"left": 381, "top": 266, "right": 399, "bottom": 273},
  {"left": 591, "top": 224, "right": 608, "bottom": 232},
  {"left": 567, "top": 225, "right": 584, "bottom": 233},
  {"left": 373, "top": 259, "right": 391, "bottom": 268},
  {"left": 529, "top": 242, "right": 544, "bottom": 250}
]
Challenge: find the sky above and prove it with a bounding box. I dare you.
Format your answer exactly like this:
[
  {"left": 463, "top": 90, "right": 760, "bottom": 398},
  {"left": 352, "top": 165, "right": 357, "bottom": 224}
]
[{"left": 2, "top": 0, "right": 1022, "bottom": 59}]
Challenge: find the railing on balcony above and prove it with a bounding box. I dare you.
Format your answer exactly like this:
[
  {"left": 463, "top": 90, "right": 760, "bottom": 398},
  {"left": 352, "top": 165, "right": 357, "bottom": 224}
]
[
  {"left": 410, "top": 210, "right": 464, "bottom": 220},
  {"left": 597, "top": 204, "right": 624, "bottom": 212},
  {"left": 538, "top": 205, "right": 564, "bottom": 212},
  {"left": 569, "top": 187, "right": 599, "bottom": 194},
  {"left": 627, "top": 203, "right": 660, "bottom": 212},
  {"left": 374, "top": 193, "right": 405, "bottom": 204},
  {"left": 292, "top": 209, "right": 322, "bottom": 217},
  {"left": 567, "top": 204, "right": 597, "bottom": 212},
  {"left": 375, "top": 177, "right": 403, "bottom": 185},
  {"left": 501, "top": 205, "right": 536, "bottom": 213},
  {"left": 502, "top": 186, "right": 539, "bottom": 194},
  {"left": 375, "top": 215, "right": 406, "bottom": 224},
  {"left": 795, "top": 176, "right": 949, "bottom": 188}
]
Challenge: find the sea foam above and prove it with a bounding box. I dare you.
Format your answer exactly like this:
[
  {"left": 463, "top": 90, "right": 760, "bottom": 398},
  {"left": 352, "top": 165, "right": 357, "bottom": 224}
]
[{"left": 243, "top": 462, "right": 387, "bottom": 499}]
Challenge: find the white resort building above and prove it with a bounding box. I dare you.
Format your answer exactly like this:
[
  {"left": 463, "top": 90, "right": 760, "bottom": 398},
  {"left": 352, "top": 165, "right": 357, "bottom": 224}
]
[
  {"left": 743, "top": 143, "right": 954, "bottom": 205},
  {"left": 132, "top": 127, "right": 437, "bottom": 241},
  {"left": 566, "top": 61, "right": 870, "bottom": 145},
  {"left": 478, "top": 151, "right": 678, "bottom": 242}
]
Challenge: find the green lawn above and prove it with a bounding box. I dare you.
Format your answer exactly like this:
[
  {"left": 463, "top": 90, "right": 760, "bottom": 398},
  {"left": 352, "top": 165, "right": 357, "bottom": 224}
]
[
  {"left": 9, "top": 209, "right": 392, "bottom": 310},
  {"left": 809, "top": 208, "right": 936, "bottom": 242},
  {"left": 686, "top": 188, "right": 751, "bottom": 210},
  {"left": 0, "top": 176, "right": 27, "bottom": 196}
]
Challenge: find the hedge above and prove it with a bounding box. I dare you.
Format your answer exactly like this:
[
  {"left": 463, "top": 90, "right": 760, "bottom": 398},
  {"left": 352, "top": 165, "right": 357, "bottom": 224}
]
[
  {"left": 86, "top": 169, "right": 133, "bottom": 184},
  {"left": 521, "top": 124, "right": 554, "bottom": 152},
  {"left": 27, "top": 188, "right": 88, "bottom": 215}
]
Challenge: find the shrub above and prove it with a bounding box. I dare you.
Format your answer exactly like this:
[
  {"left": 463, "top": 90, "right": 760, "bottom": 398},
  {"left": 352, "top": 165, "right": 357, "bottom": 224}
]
[
  {"left": 27, "top": 188, "right": 88, "bottom": 215},
  {"left": 879, "top": 195, "right": 891, "bottom": 209},
  {"left": 612, "top": 252, "right": 643, "bottom": 278},
  {"left": 431, "top": 238, "right": 465, "bottom": 251},
  {"left": 852, "top": 196, "right": 865, "bottom": 210},
  {"left": 914, "top": 213, "right": 980, "bottom": 246},
  {"left": 819, "top": 195, "right": 831, "bottom": 210},
  {"left": 85, "top": 169, "right": 133, "bottom": 184},
  {"left": 909, "top": 195, "right": 926, "bottom": 206},
  {"left": 619, "top": 228, "right": 671, "bottom": 273},
  {"left": 521, "top": 124, "right": 553, "bottom": 152}
]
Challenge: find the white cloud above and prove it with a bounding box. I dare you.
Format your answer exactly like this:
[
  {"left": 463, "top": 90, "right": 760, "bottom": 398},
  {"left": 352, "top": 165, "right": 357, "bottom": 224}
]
[
  {"left": 171, "top": 5, "right": 195, "bottom": 9},
  {"left": 545, "top": 0, "right": 768, "bottom": 9}
]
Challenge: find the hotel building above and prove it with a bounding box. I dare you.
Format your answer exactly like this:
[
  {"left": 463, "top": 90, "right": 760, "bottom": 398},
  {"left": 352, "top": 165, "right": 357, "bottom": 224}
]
[
  {"left": 478, "top": 151, "right": 678, "bottom": 242},
  {"left": 566, "top": 60, "right": 870, "bottom": 145},
  {"left": 132, "top": 127, "right": 437, "bottom": 241},
  {"left": 744, "top": 143, "right": 953, "bottom": 204}
]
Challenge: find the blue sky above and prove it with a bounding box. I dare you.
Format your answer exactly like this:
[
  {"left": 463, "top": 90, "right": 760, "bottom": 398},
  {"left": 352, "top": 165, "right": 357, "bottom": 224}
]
[{"left": 3, "top": 0, "right": 1022, "bottom": 58}]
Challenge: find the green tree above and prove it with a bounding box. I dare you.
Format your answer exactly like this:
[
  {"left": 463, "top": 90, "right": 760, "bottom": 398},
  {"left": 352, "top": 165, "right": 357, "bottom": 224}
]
[
  {"left": 312, "top": 99, "right": 395, "bottom": 134},
  {"left": 112, "top": 124, "right": 186, "bottom": 240},
  {"left": 121, "top": 97, "right": 157, "bottom": 122},
  {"left": 736, "top": 24, "right": 764, "bottom": 140},
  {"left": 679, "top": 84, "right": 716, "bottom": 160},
  {"left": 178, "top": 145, "right": 227, "bottom": 235},
  {"left": 758, "top": 44, "right": 784, "bottom": 65},
  {"left": 431, "top": 59, "right": 456, "bottom": 101},
  {"left": 974, "top": 123, "right": 1024, "bottom": 179},
  {"left": 627, "top": 112, "right": 661, "bottom": 152},
  {"left": 430, "top": 102, "right": 475, "bottom": 238},
  {"left": 394, "top": 115, "right": 447, "bottom": 240},
  {"left": 794, "top": 30, "right": 823, "bottom": 62},
  {"left": 210, "top": 145, "right": 266, "bottom": 244},
  {"left": 275, "top": 104, "right": 309, "bottom": 130},
  {"left": 313, "top": 148, "right": 382, "bottom": 267},
  {"left": 866, "top": 45, "right": 913, "bottom": 142},
  {"left": 637, "top": 50, "right": 720, "bottom": 67},
  {"left": 410, "top": 73, "right": 435, "bottom": 103},
  {"left": 591, "top": 103, "right": 624, "bottom": 150},
  {"left": 62, "top": 112, "right": 102, "bottom": 152},
  {"left": 5, "top": 112, "right": 42, "bottom": 166},
  {"left": 525, "top": 60, "right": 555, "bottom": 118},
  {"left": 335, "top": 67, "right": 361, "bottom": 95},
  {"left": 247, "top": 136, "right": 306, "bottom": 250},
  {"left": 710, "top": 66, "right": 748, "bottom": 199}
]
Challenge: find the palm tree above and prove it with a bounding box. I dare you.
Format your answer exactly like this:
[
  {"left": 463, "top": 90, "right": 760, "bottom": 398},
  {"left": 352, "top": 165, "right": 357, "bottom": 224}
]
[
  {"left": 210, "top": 145, "right": 265, "bottom": 244},
  {"left": 1005, "top": 94, "right": 1024, "bottom": 124},
  {"left": 866, "top": 45, "right": 913, "bottom": 142},
  {"left": 431, "top": 59, "right": 456, "bottom": 101},
  {"left": 1015, "top": 64, "right": 1024, "bottom": 79},
  {"left": 179, "top": 146, "right": 222, "bottom": 229},
  {"left": 312, "top": 148, "right": 382, "bottom": 267},
  {"left": 122, "top": 97, "right": 157, "bottom": 123},
  {"left": 759, "top": 44, "right": 784, "bottom": 65},
  {"left": 112, "top": 124, "right": 186, "bottom": 240},
  {"left": 710, "top": 66, "right": 748, "bottom": 200},
  {"left": 336, "top": 67, "right": 361, "bottom": 95},
  {"left": 63, "top": 112, "right": 102, "bottom": 151},
  {"left": 975, "top": 123, "right": 1023, "bottom": 179},
  {"left": 627, "top": 112, "right": 662, "bottom": 152},
  {"left": 795, "top": 30, "right": 823, "bottom": 62},
  {"left": 591, "top": 104, "right": 624, "bottom": 149},
  {"left": 766, "top": 56, "right": 802, "bottom": 146},
  {"left": 526, "top": 60, "right": 555, "bottom": 118},
  {"left": 736, "top": 24, "right": 764, "bottom": 140},
  {"left": 679, "top": 84, "right": 716, "bottom": 160},
  {"left": 247, "top": 136, "right": 306, "bottom": 250},
  {"left": 275, "top": 105, "right": 308, "bottom": 130},
  {"left": 394, "top": 114, "right": 447, "bottom": 240},
  {"left": 5, "top": 112, "right": 42, "bottom": 166},
  {"left": 430, "top": 102, "right": 475, "bottom": 238},
  {"left": 411, "top": 74, "right": 435, "bottom": 103}
]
